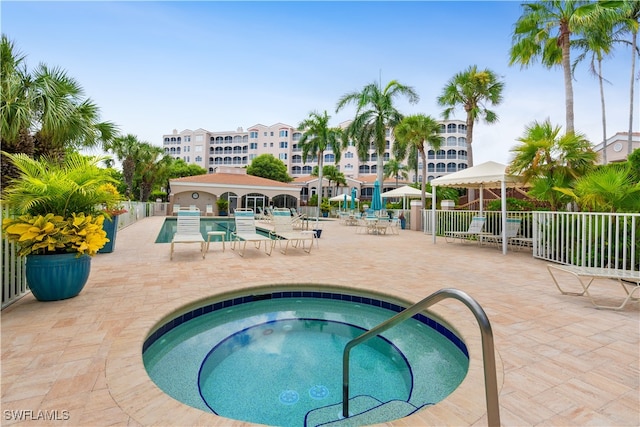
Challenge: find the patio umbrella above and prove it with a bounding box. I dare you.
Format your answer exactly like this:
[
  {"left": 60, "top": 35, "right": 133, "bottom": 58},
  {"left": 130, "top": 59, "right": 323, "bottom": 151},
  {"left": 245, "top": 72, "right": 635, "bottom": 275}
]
[
  {"left": 371, "top": 180, "right": 382, "bottom": 211},
  {"left": 350, "top": 188, "right": 356, "bottom": 210}
]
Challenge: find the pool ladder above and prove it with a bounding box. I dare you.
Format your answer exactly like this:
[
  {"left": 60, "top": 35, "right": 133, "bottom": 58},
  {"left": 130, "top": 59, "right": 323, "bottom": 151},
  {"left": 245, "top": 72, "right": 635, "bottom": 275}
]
[{"left": 342, "top": 288, "right": 501, "bottom": 426}]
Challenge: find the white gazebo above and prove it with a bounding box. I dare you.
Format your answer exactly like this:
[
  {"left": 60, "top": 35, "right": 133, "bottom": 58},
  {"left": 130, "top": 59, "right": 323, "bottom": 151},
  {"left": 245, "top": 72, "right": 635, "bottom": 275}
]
[{"left": 430, "top": 161, "right": 523, "bottom": 254}]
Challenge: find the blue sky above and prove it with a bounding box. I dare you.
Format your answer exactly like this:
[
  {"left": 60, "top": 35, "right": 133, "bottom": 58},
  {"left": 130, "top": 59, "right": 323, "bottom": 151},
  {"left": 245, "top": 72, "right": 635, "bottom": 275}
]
[{"left": 2, "top": 1, "right": 638, "bottom": 164}]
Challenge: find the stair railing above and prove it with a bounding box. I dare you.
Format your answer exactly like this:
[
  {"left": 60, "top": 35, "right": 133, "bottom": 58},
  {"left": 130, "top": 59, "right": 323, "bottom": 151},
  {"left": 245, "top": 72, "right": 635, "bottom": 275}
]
[{"left": 342, "top": 288, "right": 500, "bottom": 426}]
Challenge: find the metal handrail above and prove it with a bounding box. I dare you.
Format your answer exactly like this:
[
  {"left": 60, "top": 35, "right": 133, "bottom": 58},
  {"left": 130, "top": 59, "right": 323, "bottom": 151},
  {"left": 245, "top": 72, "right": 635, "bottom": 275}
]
[{"left": 342, "top": 288, "right": 500, "bottom": 426}]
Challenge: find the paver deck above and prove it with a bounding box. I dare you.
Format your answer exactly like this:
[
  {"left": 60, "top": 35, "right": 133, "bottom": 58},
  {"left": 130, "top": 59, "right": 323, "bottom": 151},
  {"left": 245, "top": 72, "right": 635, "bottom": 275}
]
[{"left": 1, "top": 216, "right": 638, "bottom": 426}]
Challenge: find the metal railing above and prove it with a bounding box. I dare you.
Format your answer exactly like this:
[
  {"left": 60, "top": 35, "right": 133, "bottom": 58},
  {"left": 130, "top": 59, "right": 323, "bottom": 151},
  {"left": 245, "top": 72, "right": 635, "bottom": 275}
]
[
  {"left": 532, "top": 211, "right": 639, "bottom": 271},
  {"left": 342, "top": 288, "right": 500, "bottom": 427},
  {"left": 423, "top": 209, "right": 639, "bottom": 272}
]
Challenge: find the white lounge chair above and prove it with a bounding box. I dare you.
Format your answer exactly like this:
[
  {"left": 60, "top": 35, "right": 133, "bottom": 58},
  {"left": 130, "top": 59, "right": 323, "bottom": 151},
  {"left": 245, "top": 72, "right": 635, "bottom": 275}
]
[
  {"left": 230, "top": 209, "right": 274, "bottom": 257},
  {"left": 170, "top": 211, "right": 206, "bottom": 260},
  {"left": 270, "top": 208, "right": 314, "bottom": 254},
  {"left": 547, "top": 264, "right": 640, "bottom": 310},
  {"left": 444, "top": 216, "right": 487, "bottom": 243},
  {"left": 482, "top": 218, "right": 522, "bottom": 247}
]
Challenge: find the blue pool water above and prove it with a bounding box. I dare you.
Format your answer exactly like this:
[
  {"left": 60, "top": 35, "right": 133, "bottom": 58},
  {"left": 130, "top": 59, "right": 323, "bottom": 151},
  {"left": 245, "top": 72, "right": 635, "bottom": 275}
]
[
  {"left": 154, "top": 218, "right": 271, "bottom": 243},
  {"left": 143, "top": 290, "right": 469, "bottom": 427}
]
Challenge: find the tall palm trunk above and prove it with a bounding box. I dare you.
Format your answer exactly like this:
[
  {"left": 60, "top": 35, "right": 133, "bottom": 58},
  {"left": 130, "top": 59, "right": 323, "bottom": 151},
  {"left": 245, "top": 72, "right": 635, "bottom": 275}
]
[
  {"left": 561, "top": 21, "right": 575, "bottom": 134},
  {"left": 465, "top": 113, "right": 476, "bottom": 203},
  {"left": 629, "top": 27, "right": 638, "bottom": 155},
  {"left": 420, "top": 148, "right": 427, "bottom": 209},
  {"left": 597, "top": 57, "right": 608, "bottom": 164}
]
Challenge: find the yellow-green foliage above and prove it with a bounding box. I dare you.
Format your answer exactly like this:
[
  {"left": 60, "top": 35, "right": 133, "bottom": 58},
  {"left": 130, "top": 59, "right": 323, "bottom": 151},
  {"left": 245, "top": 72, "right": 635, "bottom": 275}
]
[{"left": 2, "top": 213, "right": 108, "bottom": 257}]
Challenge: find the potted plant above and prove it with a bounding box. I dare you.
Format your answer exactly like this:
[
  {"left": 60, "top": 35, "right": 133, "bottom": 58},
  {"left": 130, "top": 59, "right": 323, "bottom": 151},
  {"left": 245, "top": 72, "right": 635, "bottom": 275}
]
[
  {"left": 320, "top": 199, "right": 331, "bottom": 218},
  {"left": 1, "top": 152, "right": 120, "bottom": 301},
  {"left": 98, "top": 183, "right": 127, "bottom": 253},
  {"left": 217, "top": 198, "right": 229, "bottom": 216}
]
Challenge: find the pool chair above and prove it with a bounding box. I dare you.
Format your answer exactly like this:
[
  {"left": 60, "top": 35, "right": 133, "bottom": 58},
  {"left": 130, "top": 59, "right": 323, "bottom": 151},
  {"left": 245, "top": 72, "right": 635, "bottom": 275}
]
[
  {"left": 269, "top": 208, "right": 314, "bottom": 254},
  {"left": 547, "top": 264, "right": 640, "bottom": 310},
  {"left": 170, "top": 211, "right": 206, "bottom": 260},
  {"left": 230, "top": 209, "right": 274, "bottom": 257},
  {"left": 444, "top": 216, "right": 488, "bottom": 244},
  {"left": 482, "top": 217, "right": 522, "bottom": 247}
]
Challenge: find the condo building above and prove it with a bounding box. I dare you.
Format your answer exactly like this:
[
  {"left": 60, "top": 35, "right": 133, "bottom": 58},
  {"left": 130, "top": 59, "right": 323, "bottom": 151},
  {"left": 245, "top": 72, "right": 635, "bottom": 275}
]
[{"left": 162, "top": 119, "right": 470, "bottom": 183}]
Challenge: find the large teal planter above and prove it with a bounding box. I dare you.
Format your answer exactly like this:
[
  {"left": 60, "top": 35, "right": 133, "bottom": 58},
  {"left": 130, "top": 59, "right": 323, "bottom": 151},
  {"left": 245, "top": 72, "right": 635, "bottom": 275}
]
[
  {"left": 99, "top": 215, "right": 119, "bottom": 253},
  {"left": 26, "top": 253, "right": 91, "bottom": 301}
]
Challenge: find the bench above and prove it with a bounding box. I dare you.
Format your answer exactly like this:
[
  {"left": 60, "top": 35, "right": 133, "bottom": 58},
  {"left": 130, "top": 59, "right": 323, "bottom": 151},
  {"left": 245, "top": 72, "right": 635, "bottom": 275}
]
[{"left": 547, "top": 264, "right": 640, "bottom": 310}]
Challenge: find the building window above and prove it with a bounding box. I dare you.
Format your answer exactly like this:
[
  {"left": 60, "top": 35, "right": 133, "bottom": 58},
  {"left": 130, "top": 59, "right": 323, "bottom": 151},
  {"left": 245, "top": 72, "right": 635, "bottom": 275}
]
[
  {"left": 279, "top": 130, "right": 288, "bottom": 137},
  {"left": 279, "top": 153, "right": 287, "bottom": 160},
  {"left": 345, "top": 152, "right": 354, "bottom": 158},
  {"left": 280, "top": 141, "right": 288, "bottom": 148},
  {"left": 185, "top": 136, "right": 191, "bottom": 142},
  {"left": 447, "top": 123, "right": 457, "bottom": 133},
  {"left": 250, "top": 142, "right": 257, "bottom": 149},
  {"left": 195, "top": 135, "right": 203, "bottom": 142},
  {"left": 195, "top": 156, "right": 202, "bottom": 162},
  {"left": 324, "top": 153, "right": 335, "bottom": 163},
  {"left": 250, "top": 131, "right": 258, "bottom": 138},
  {"left": 270, "top": 132, "right": 274, "bottom": 136},
  {"left": 263, "top": 143, "right": 267, "bottom": 147},
  {"left": 270, "top": 142, "right": 274, "bottom": 147}
]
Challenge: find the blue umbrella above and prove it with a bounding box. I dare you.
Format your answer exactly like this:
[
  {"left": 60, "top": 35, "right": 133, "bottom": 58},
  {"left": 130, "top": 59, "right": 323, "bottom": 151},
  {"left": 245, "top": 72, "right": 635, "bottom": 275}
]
[
  {"left": 371, "top": 180, "right": 382, "bottom": 211},
  {"left": 350, "top": 188, "right": 356, "bottom": 211},
  {"left": 343, "top": 193, "right": 347, "bottom": 211}
]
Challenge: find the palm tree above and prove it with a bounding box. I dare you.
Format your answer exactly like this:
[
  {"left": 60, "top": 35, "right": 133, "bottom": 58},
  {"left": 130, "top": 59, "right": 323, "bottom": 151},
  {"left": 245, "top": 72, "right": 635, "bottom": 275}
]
[
  {"left": 393, "top": 114, "right": 443, "bottom": 209},
  {"left": 336, "top": 79, "right": 419, "bottom": 186},
  {"left": 555, "top": 164, "right": 640, "bottom": 212},
  {"left": 105, "top": 134, "right": 142, "bottom": 198},
  {"left": 311, "top": 165, "right": 346, "bottom": 197},
  {"left": 437, "top": 65, "right": 504, "bottom": 170},
  {"left": 298, "top": 111, "right": 344, "bottom": 219},
  {"left": 508, "top": 1, "right": 597, "bottom": 134},
  {"left": 604, "top": 0, "right": 640, "bottom": 155},
  {"left": 383, "top": 158, "right": 408, "bottom": 187},
  {"left": 135, "top": 142, "right": 168, "bottom": 202},
  {"left": 508, "top": 119, "right": 597, "bottom": 210},
  {"left": 0, "top": 35, "right": 117, "bottom": 186},
  {"left": 572, "top": 13, "right": 618, "bottom": 164}
]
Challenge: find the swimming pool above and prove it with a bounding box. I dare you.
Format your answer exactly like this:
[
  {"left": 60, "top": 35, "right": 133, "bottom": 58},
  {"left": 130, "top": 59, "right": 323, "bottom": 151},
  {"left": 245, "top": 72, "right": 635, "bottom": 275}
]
[
  {"left": 143, "top": 287, "right": 469, "bottom": 426},
  {"left": 154, "top": 217, "right": 271, "bottom": 243}
]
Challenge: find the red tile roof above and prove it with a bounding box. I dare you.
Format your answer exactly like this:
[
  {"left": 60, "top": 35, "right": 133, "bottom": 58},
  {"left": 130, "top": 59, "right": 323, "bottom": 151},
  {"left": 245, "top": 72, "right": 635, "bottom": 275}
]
[{"left": 170, "top": 173, "right": 295, "bottom": 188}]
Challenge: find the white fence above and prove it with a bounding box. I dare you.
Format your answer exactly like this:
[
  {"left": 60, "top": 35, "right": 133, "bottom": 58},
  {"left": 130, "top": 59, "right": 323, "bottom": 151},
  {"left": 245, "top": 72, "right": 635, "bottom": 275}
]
[
  {"left": 1, "top": 202, "right": 166, "bottom": 309},
  {"left": 425, "top": 209, "right": 639, "bottom": 272}
]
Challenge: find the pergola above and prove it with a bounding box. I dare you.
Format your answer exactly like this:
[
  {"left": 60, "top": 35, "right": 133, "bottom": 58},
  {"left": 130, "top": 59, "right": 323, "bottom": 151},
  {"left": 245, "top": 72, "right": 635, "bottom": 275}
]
[{"left": 430, "top": 161, "right": 523, "bottom": 255}]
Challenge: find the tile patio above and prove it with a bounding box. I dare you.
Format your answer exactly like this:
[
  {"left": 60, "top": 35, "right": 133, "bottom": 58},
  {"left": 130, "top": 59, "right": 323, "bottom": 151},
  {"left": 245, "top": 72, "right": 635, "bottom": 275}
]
[{"left": 1, "top": 216, "right": 638, "bottom": 426}]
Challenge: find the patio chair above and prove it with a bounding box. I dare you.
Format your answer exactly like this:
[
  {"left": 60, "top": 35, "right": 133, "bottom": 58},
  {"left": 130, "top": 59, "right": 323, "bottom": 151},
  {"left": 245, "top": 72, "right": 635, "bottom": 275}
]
[
  {"left": 205, "top": 204, "right": 213, "bottom": 216},
  {"left": 170, "top": 211, "right": 206, "bottom": 260},
  {"left": 482, "top": 218, "right": 522, "bottom": 247},
  {"left": 547, "top": 264, "right": 640, "bottom": 310},
  {"left": 230, "top": 209, "right": 274, "bottom": 257},
  {"left": 269, "top": 208, "right": 314, "bottom": 254},
  {"left": 444, "top": 216, "right": 487, "bottom": 244}
]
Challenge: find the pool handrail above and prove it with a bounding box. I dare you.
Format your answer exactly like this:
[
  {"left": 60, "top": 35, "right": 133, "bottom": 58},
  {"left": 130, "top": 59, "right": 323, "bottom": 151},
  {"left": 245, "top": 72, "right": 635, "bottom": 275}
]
[{"left": 342, "top": 288, "right": 500, "bottom": 426}]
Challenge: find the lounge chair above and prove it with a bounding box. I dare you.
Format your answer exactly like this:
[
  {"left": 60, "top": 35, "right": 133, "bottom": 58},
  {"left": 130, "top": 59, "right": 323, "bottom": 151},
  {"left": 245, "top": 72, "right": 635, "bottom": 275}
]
[
  {"left": 170, "top": 211, "right": 206, "bottom": 260},
  {"left": 547, "top": 264, "right": 640, "bottom": 310},
  {"left": 444, "top": 216, "right": 487, "bottom": 244},
  {"left": 205, "top": 204, "right": 213, "bottom": 216},
  {"left": 482, "top": 218, "right": 522, "bottom": 247},
  {"left": 230, "top": 208, "right": 274, "bottom": 257},
  {"left": 172, "top": 204, "right": 180, "bottom": 215},
  {"left": 270, "top": 208, "right": 314, "bottom": 254}
]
